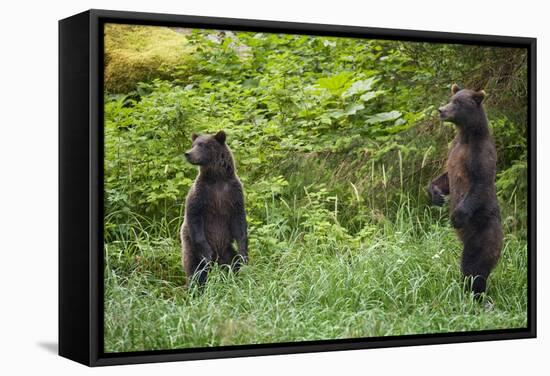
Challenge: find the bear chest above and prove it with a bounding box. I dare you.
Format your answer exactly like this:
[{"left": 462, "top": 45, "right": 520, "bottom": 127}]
[
  {"left": 446, "top": 142, "right": 470, "bottom": 209},
  {"left": 204, "top": 183, "right": 233, "bottom": 217}
]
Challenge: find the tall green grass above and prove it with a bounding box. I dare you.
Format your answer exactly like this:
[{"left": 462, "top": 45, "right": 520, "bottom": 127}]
[{"left": 104, "top": 194, "right": 527, "bottom": 353}]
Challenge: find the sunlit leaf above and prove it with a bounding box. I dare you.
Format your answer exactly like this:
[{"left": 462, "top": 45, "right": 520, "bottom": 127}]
[
  {"left": 344, "top": 103, "right": 365, "bottom": 116},
  {"left": 342, "top": 77, "right": 377, "bottom": 97},
  {"left": 317, "top": 72, "right": 353, "bottom": 94},
  {"left": 359, "top": 91, "right": 381, "bottom": 102},
  {"left": 365, "top": 110, "right": 402, "bottom": 125}
]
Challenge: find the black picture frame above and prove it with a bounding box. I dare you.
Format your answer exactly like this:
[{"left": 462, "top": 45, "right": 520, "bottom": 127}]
[{"left": 59, "top": 8, "right": 537, "bottom": 367}]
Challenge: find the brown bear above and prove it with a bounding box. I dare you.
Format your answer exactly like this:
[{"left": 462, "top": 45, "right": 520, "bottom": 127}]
[
  {"left": 181, "top": 130, "right": 248, "bottom": 287},
  {"left": 428, "top": 84, "right": 503, "bottom": 296}
]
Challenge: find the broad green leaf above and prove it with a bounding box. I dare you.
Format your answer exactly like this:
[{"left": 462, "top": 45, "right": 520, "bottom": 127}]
[
  {"left": 328, "top": 110, "right": 345, "bottom": 119},
  {"left": 365, "top": 110, "right": 402, "bottom": 125},
  {"left": 317, "top": 72, "right": 353, "bottom": 94},
  {"left": 359, "top": 91, "right": 381, "bottom": 102},
  {"left": 327, "top": 103, "right": 364, "bottom": 119},
  {"left": 320, "top": 115, "right": 332, "bottom": 125},
  {"left": 344, "top": 103, "right": 365, "bottom": 116},
  {"left": 342, "top": 77, "right": 377, "bottom": 97}
]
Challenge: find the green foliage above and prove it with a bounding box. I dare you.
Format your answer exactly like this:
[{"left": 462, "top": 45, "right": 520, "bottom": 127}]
[{"left": 103, "top": 27, "right": 529, "bottom": 352}]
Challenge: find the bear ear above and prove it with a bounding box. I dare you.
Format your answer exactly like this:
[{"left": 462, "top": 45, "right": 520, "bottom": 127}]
[
  {"left": 472, "top": 90, "right": 486, "bottom": 105},
  {"left": 451, "top": 84, "right": 461, "bottom": 95},
  {"left": 214, "top": 130, "right": 226, "bottom": 144},
  {"left": 191, "top": 133, "right": 199, "bottom": 141}
]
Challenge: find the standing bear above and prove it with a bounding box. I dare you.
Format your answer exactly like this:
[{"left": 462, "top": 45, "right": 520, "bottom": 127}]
[
  {"left": 428, "top": 84, "right": 503, "bottom": 296},
  {"left": 181, "top": 130, "right": 248, "bottom": 287}
]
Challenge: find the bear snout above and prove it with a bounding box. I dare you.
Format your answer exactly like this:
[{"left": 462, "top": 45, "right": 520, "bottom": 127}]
[
  {"left": 184, "top": 151, "right": 195, "bottom": 164},
  {"left": 438, "top": 106, "right": 449, "bottom": 120}
]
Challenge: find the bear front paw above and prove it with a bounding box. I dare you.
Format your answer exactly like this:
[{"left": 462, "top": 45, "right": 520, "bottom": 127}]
[
  {"left": 431, "top": 193, "right": 445, "bottom": 207},
  {"left": 451, "top": 207, "right": 469, "bottom": 228}
]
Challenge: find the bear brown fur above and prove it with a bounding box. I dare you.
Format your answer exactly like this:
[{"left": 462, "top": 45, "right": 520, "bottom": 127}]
[
  {"left": 181, "top": 130, "right": 248, "bottom": 287},
  {"left": 428, "top": 84, "right": 503, "bottom": 296}
]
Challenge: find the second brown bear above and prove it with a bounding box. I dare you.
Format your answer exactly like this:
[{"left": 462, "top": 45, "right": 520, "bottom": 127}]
[{"left": 429, "top": 84, "right": 503, "bottom": 296}]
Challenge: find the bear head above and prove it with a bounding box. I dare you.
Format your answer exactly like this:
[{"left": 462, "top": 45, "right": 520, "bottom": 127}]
[
  {"left": 438, "top": 84, "right": 487, "bottom": 127},
  {"left": 184, "top": 130, "right": 228, "bottom": 165},
  {"left": 184, "top": 130, "right": 235, "bottom": 177}
]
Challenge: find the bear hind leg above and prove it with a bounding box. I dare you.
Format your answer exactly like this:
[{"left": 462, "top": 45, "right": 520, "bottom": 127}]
[
  {"left": 461, "top": 251, "right": 491, "bottom": 297},
  {"left": 461, "top": 229, "right": 500, "bottom": 297},
  {"left": 218, "top": 244, "right": 243, "bottom": 272},
  {"left": 183, "top": 242, "right": 210, "bottom": 288}
]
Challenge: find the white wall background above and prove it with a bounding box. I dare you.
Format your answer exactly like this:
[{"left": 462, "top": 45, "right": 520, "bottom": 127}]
[{"left": 0, "top": 0, "right": 546, "bottom": 374}]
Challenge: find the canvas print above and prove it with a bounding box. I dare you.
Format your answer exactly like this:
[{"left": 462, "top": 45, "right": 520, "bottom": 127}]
[{"left": 103, "top": 23, "right": 528, "bottom": 353}]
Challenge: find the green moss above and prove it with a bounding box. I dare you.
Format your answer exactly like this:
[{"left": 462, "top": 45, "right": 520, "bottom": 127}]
[{"left": 104, "top": 24, "right": 195, "bottom": 93}]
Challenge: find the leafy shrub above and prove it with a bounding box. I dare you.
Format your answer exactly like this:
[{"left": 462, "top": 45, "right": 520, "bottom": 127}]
[{"left": 104, "top": 29, "right": 528, "bottom": 238}]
